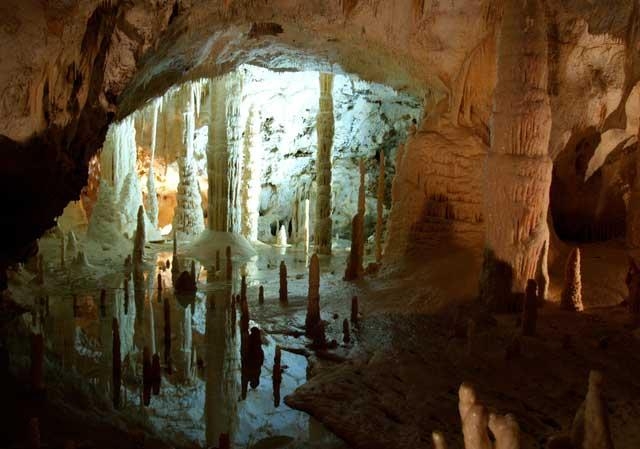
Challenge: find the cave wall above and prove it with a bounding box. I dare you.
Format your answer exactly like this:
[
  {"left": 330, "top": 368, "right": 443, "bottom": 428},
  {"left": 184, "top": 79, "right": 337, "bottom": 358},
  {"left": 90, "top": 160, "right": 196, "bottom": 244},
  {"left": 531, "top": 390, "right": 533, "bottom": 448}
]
[{"left": 1, "top": 0, "right": 640, "bottom": 269}]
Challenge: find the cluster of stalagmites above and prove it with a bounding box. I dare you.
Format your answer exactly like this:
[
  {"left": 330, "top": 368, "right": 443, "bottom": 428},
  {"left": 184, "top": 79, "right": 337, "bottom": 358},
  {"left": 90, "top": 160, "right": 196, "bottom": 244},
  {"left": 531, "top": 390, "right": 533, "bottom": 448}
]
[{"left": 433, "top": 371, "right": 615, "bottom": 449}]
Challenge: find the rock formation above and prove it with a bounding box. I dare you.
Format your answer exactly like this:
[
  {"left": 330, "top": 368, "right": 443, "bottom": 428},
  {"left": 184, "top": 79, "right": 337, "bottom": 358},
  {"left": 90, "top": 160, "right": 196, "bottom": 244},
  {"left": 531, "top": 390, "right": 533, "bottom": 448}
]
[
  {"left": 522, "top": 279, "right": 538, "bottom": 336},
  {"left": 275, "top": 225, "right": 288, "bottom": 247},
  {"left": 342, "top": 318, "right": 350, "bottom": 344},
  {"left": 345, "top": 159, "right": 366, "bottom": 281},
  {"left": 273, "top": 346, "right": 282, "bottom": 407},
  {"left": 376, "top": 150, "right": 386, "bottom": 263},
  {"left": 164, "top": 296, "right": 172, "bottom": 374},
  {"left": 133, "top": 205, "right": 145, "bottom": 266},
  {"left": 351, "top": 296, "right": 359, "bottom": 324},
  {"left": 561, "top": 248, "right": 584, "bottom": 312},
  {"left": 432, "top": 431, "right": 448, "bottom": 449},
  {"left": 479, "top": 0, "right": 552, "bottom": 312},
  {"left": 625, "top": 257, "right": 640, "bottom": 325},
  {"left": 151, "top": 354, "right": 161, "bottom": 395},
  {"left": 66, "top": 231, "right": 78, "bottom": 259},
  {"left": 225, "top": 246, "right": 232, "bottom": 281},
  {"left": 240, "top": 106, "right": 261, "bottom": 241},
  {"left": 171, "top": 231, "right": 180, "bottom": 280},
  {"left": 306, "top": 254, "right": 321, "bottom": 339},
  {"left": 458, "top": 383, "right": 492, "bottom": 449},
  {"left": 145, "top": 99, "right": 160, "bottom": 228},
  {"left": 314, "top": 73, "right": 335, "bottom": 255},
  {"left": 207, "top": 77, "right": 230, "bottom": 233},
  {"left": 258, "top": 285, "right": 264, "bottom": 305},
  {"left": 303, "top": 199, "right": 310, "bottom": 255},
  {"left": 143, "top": 346, "right": 152, "bottom": 406},
  {"left": 279, "top": 261, "right": 288, "bottom": 304}
]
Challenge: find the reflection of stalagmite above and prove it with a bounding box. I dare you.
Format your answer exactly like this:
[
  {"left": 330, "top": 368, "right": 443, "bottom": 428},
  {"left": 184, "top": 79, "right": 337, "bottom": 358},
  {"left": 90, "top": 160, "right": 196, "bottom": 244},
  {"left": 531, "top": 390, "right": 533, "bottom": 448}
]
[
  {"left": 151, "top": 354, "right": 161, "bottom": 394},
  {"left": 561, "top": 248, "right": 583, "bottom": 312},
  {"left": 112, "top": 318, "right": 121, "bottom": 409},
  {"left": 314, "top": 73, "right": 335, "bottom": 255},
  {"left": 376, "top": 151, "right": 386, "bottom": 263},
  {"left": 480, "top": 0, "right": 552, "bottom": 312},
  {"left": 305, "top": 254, "right": 322, "bottom": 341},
  {"left": 142, "top": 346, "right": 152, "bottom": 406},
  {"left": 171, "top": 230, "right": 180, "bottom": 280},
  {"left": 163, "top": 295, "right": 172, "bottom": 374},
  {"left": 273, "top": 346, "right": 282, "bottom": 407},
  {"left": 279, "top": 261, "right": 288, "bottom": 304}
]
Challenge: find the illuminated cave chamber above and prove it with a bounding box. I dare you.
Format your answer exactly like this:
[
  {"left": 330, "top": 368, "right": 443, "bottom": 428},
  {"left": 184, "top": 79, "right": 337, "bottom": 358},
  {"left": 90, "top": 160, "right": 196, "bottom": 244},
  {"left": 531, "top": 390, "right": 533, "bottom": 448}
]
[{"left": 82, "top": 65, "right": 421, "bottom": 255}]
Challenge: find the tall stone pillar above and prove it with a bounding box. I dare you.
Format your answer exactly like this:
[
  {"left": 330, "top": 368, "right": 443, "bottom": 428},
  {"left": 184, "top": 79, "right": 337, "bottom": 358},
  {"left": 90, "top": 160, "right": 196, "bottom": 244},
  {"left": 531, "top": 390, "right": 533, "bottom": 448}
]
[
  {"left": 226, "top": 73, "right": 244, "bottom": 234},
  {"left": 146, "top": 99, "right": 160, "bottom": 228},
  {"left": 207, "top": 78, "right": 230, "bottom": 232},
  {"left": 173, "top": 85, "right": 205, "bottom": 236},
  {"left": 314, "top": 73, "right": 335, "bottom": 255},
  {"left": 480, "top": 0, "right": 552, "bottom": 312},
  {"left": 240, "top": 106, "right": 261, "bottom": 241}
]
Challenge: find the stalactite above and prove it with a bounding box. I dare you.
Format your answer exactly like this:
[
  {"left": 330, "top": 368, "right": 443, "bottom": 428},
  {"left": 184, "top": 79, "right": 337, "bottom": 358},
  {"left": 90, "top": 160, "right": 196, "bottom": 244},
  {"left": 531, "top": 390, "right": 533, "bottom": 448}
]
[
  {"left": 480, "top": 0, "right": 552, "bottom": 312},
  {"left": 112, "top": 318, "right": 121, "bottom": 409},
  {"left": 133, "top": 205, "right": 145, "bottom": 266},
  {"left": 240, "top": 106, "right": 261, "bottom": 241},
  {"left": 207, "top": 77, "right": 229, "bottom": 232},
  {"left": 376, "top": 151, "right": 386, "bottom": 264},
  {"left": 521, "top": 279, "right": 538, "bottom": 336},
  {"left": 314, "top": 73, "right": 335, "bottom": 255},
  {"left": 279, "top": 261, "right": 288, "bottom": 304},
  {"left": 172, "top": 85, "right": 205, "bottom": 236},
  {"left": 146, "top": 99, "right": 160, "bottom": 228},
  {"left": 258, "top": 285, "right": 264, "bottom": 304},
  {"left": 225, "top": 246, "right": 232, "bottom": 281},
  {"left": 305, "top": 254, "right": 321, "bottom": 339},
  {"left": 561, "top": 248, "right": 583, "bottom": 312}
]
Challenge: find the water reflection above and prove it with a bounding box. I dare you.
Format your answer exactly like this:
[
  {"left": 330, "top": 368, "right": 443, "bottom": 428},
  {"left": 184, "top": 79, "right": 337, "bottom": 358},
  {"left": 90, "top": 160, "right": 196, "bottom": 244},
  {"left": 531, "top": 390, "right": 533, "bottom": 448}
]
[{"left": 33, "top": 246, "right": 346, "bottom": 448}]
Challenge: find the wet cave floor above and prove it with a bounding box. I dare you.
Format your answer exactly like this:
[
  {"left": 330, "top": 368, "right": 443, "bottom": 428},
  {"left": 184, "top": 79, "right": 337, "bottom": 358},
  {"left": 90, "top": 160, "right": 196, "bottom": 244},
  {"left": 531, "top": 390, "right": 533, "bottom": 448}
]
[{"left": 2, "top": 236, "right": 640, "bottom": 449}]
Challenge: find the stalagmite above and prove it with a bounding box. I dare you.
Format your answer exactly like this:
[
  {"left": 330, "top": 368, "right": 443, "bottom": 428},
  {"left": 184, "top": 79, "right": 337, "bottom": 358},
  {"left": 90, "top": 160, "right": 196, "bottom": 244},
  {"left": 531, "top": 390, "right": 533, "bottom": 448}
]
[
  {"left": 343, "top": 319, "right": 350, "bottom": 343},
  {"left": 275, "top": 225, "right": 288, "bottom": 247},
  {"left": 258, "top": 285, "right": 264, "bottom": 304},
  {"left": 561, "top": 248, "right": 583, "bottom": 312},
  {"left": 432, "top": 431, "right": 448, "bottom": 449},
  {"left": 345, "top": 160, "right": 366, "bottom": 280},
  {"left": 306, "top": 254, "right": 321, "bottom": 339},
  {"left": 488, "top": 413, "right": 521, "bottom": 449},
  {"left": 522, "top": 279, "right": 538, "bottom": 336},
  {"left": 133, "top": 205, "right": 145, "bottom": 266},
  {"left": 303, "top": 199, "right": 310, "bottom": 255},
  {"left": 157, "top": 273, "right": 163, "bottom": 301},
  {"left": 273, "top": 346, "right": 282, "bottom": 407},
  {"left": 279, "top": 261, "right": 288, "bottom": 304},
  {"left": 31, "top": 332, "right": 44, "bottom": 393},
  {"left": 225, "top": 246, "right": 232, "bottom": 281},
  {"left": 314, "top": 73, "right": 335, "bottom": 255},
  {"left": 480, "top": 0, "right": 552, "bottom": 312},
  {"left": 571, "top": 371, "right": 615, "bottom": 449},
  {"left": 376, "top": 150, "right": 386, "bottom": 263},
  {"left": 60, "top": 233, "right": 65, "bottom": 268},
  {"left": 351, "top": 296, "right": 359, "bottom": 324},
  {"left": 112, "top": 318, "right": 121, "bottom": 409},
  {"left": 458, "top": 383, "right": 492, "bottom": 449}
]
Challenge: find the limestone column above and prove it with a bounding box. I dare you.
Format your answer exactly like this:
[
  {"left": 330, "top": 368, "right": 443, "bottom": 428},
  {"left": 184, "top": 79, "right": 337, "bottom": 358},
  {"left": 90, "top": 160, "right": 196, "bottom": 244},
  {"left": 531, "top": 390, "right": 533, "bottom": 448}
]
[
  {"left": 240, "top": 106, "right": 261, "bottom": 241},
  {"left": 345, "top": 160, "right": 365, "bottom": 281},
  {"left": 207, "top": 78, "right": 230, "bottom": 232},
  {"left": 226, "top": 73, "right": 244, "bottom": 234},
  {"left": 173, "top": 85, "right": 205, "bottom": 236},
  {"left": 376, "top": 151, "right": 386, "bottom": 263},
  {"left": 480, "top": 0, "right": 552, "bottom": 312},
  {"left": 314, "top": 73, "right": 335, "bottom": 255},
  {"left": 146, "top": 99, "right": 160, "bottom": 228}
]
